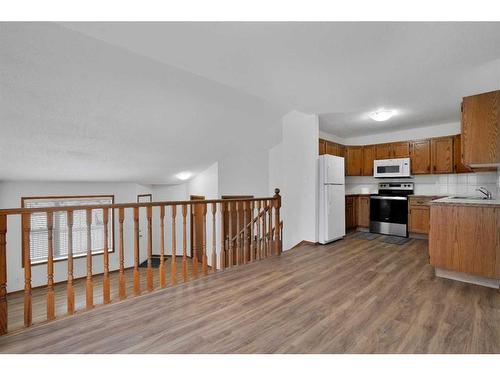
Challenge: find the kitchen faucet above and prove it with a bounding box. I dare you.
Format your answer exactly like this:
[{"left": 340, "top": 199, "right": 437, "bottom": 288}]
[{"left": 476, "top": 187, "right": 493, "bottom": 200}]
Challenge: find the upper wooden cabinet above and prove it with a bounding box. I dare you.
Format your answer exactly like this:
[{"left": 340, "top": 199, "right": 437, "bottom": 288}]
[
  {"left": 375, "top": 143, "right": 392, "bottom": 160},
  {"left": 319, "top": 139, "right": 326, "bottom": 155},
  {"left": 338, "top": 144, "right": 346, "bottom": 158},
  {"left": 431, "top": 136, "right": 454, "bottom": 174},
  {"left": 410, "top": 140, "right": 431, "bottom": 174},
  {"left": 374, "top": 141, "right": 410, "bottom": 160},
  {"left": 461, "top": 90, "right": 500, "bottom": 167},
  {"left": 326, "top": 141, "right": 339, "bottom": 156},
  {"left": 362, "top": 145, "right": 375, "bottom": 176},
  {"left": 346, "top": 146, "right": 363, "bottom": 176},
  {"left": 319, "top": 139, "right": 345, "bottom": 158},
  {"left": 392, "top": 141, "right": 410, "bottom": 158},
  {"left": 453, "top": 134, "right": 472, "bottom": 173}
]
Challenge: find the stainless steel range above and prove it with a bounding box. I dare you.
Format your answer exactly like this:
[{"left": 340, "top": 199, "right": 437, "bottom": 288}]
[{"left": 369, "top": 182, "right": 414, "bottom": 237}]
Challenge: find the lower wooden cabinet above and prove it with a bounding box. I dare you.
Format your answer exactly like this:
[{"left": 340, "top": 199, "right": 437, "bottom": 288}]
[
  {"left": 357, "top": 196, "right": 370, "bottom": 228},
  {"left": 408, "top": 205, "right": 430, "bottom": 234},
  {"left": 346, "top": 195, "right": 370, "bottom": 230},
  {"left": 429, "top": 204, "right": 500, "bottom": 278},
  {"left": 408, "top": 196, "right": 443, "bottom": 235},
  {"left": 345, "top": 196, "right": 357, "bottom": 229}
]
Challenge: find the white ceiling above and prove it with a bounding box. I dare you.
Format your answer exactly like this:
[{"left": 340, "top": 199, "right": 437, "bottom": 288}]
[
  {"left": 63, "top": 22, "right": 500, "bottom": 137},
  {"left": 1, "top": 22, "right": 500, "bottom": 184},
  {"left": 0, "top": 23, "right": 283, "bottom": 183}
]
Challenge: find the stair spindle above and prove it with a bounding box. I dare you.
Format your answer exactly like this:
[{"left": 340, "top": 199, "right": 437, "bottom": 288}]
[
  {"left": 220, "top": 203, "right": 226, "bottom": 269},
  {"left": 182, "top": 204, "right": 188, "bottom": 282},
  {"left": 159, "top": 206, "right": 166, "bottom": 288},
  {"left": 66, "top": 210, "right": 74, "bottom": 315},
  {"left": 171, "top": 205, "right": 177, "bottom": 285},
  {"left": 211, "top": 203, "right": 217, "bottom": 272},
  {"left": 236, "top": 202, "right": 241, "bottom": 265},
  {"left": 256, "top": 201, "right": 261, "bottom": 261},
  {"left": 228, "top": 202, "right": 233, "bottom": 267},
  {"left": 22, "top": 213, "right": 33, "bottom": 326},
  {"left": 262, "top": 202, "right": 267, "bottom": 258},
  {"left": 202, "top": 203, "right": 208, "bottom": 275},
  {"left": 192, "top": 202, "right": 199, "bottom": 279},
  {"left": 243, "top": 202, "right": 248, "bottom": 264},
  {"left": 274, "top": 189, "right": 282, "bottom": 255},
  {"left": 46, "top": 212, "right": 55, "bottom": 319},
  {"left": 268, "top": 201, "right": 273, "bottom": 256},
  {"left": 133, "top": 207, "right": 140, "bottom": 296},
  {"left": 146, "top": 206, "right": 153, "bottom": 291},
  {"left": 118, "top": 208, "right": 126, "bottom": 299},
  {"left": 103, "top": 208, "right": 110, "bottom": 303},
  {"left": 85, "top": 209, "right": 93, "bottom": 309},
  {"left": 249, "top": 201, "right": 254, "bottom": 262},
  {"left": 0, "top": 215, "right": 6, "bottom": 335}
]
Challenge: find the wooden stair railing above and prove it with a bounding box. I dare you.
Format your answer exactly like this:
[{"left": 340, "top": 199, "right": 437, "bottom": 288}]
[
  {"left": 225, "top": 200, "right": 277, "bottom": 261},
  {"left": 0, "top": 189, "right": 281, "bottom": 335}
]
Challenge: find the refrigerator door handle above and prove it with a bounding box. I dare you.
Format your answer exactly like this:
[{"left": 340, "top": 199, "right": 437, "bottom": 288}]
[{"left": 326, "top": 188, "right": 331, "bottom": 215}]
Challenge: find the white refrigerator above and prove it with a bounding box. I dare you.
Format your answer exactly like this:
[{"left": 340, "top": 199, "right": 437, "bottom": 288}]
[{"left": 318, "top": 154, "right": 346, "bottom": 244}]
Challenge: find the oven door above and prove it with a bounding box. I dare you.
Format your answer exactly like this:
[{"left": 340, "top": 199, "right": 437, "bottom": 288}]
[{"left": 369, "top": 196, "right": 408, "bottom": 237}]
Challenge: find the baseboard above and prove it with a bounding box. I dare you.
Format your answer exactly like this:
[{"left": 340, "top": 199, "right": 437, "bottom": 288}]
[
  {"left": 435, "top": 267, "right": 500, "bottom": 289},
  {"left": 409, "top": 232, "right": 428, "bottom": 239},
  {"left": 289, "top": 240, "right": 317, "bottom": 249}
]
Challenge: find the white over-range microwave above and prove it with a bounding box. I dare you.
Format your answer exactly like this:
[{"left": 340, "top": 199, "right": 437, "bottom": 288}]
[{"left": 373, "top": 158, "right": 411, "bottom": 178}]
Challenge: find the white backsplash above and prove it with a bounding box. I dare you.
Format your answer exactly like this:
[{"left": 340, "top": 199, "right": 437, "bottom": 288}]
[{"left": 346, "top": 171, "right": 499, "bottom": 198}]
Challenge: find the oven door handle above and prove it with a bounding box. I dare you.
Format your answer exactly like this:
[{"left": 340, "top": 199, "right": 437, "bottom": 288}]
[{"left": 370, "top": 196, "right": 408, "bottom": 200}]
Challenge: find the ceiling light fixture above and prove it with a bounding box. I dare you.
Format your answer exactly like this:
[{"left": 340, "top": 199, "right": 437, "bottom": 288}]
[
  {"left": 369, "top": 109, "right": 396, "bottom": 122},
  {"left": 175, "top": 171, "right": 192, "bottom": 181}
]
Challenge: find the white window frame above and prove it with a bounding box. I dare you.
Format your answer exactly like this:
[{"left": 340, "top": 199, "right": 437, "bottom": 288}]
[{"left": 22, "top": 195, "right": 115, "bottom": 265}]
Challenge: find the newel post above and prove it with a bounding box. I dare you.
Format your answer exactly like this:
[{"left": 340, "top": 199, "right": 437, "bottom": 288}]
[
  {"left": 0, "top": 215, "right": 7, "bottom": 335},
  {"left": 273, "top": 188, "right": 282, "bottom": 255}
]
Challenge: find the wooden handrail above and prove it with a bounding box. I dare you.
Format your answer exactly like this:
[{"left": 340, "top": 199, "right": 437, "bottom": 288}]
[
  {"left": 0, "top": 189, "right": 282, "bottom": 335},
  {"left": 228, "top": 202, "right": 271, "bottom": 243},
  {"left": 0, "top": 196, "right": 276, "bottom": 216}
]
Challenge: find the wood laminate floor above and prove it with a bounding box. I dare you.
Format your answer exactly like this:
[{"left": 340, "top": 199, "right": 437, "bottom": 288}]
[
  {"left": 6, "top": 257, "right": 206, "bottom": 331},
  {"left": 1, "top": 233, "right": 499, "bottom": 353}
]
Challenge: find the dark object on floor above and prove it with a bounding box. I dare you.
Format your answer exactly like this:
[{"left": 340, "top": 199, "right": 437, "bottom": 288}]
[
  {"left": 139, "top": 256, "right": 169, "bottom": 268},
  {"left": 380, "top": 236, "right": 411, "bottom": 245},
  {"left": 355, "top": 232, "right": 380, "bottom": 241}
]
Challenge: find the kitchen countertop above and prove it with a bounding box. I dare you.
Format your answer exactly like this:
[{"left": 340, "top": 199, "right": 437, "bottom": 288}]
[
  {"left": 408, "top": 195, "right": 445, "bottom": 198},
  {"left": 430, "top": 196, "right": 500, "bottom": 207}
]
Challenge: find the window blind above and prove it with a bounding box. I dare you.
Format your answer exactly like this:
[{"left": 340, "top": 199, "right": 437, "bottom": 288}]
[{"left": 23, "top": 196, "right": 114, "bottom": 264}]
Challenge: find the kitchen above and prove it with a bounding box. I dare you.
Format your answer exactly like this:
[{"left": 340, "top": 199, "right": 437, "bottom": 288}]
[{"left": 318, "top": 89, "right": 499, "bottom": 288}]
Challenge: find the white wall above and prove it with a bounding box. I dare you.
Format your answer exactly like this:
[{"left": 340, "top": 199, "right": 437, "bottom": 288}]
[
  {"left": 218, "top": 150, "right": 270, "bottom": 197},
  {"left": 281, "top": 111, "right": 319, "bottom": 250},
  {"left": 268, "top": 142, "right": 284, "bottom": 196},
  {"left": 0, "top": 181, "right": 152, "bottom": 292},
  {"left": 333, "top": 122, "right": 460, "bottom": 146},
  {"left": 151, "top": 162, "right": 221, "bottom": 267}
]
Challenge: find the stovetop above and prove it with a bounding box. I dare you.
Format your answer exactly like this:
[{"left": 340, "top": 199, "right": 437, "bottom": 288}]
[{"left": 371, "top": 182, "right": 414, "bottom": 197}]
